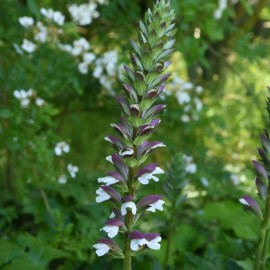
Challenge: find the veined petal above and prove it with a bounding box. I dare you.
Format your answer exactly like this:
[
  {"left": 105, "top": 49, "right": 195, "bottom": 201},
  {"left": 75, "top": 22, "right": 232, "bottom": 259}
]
[
  {"left": 121, "top": 201, "right": 137, "bottom": 215},
  {"left": 96, "top": 188, "right": 111, "bottom": 203},
  {"left": 93, "top": 243, "right": 110, "bottom": 256},
  {"left": 98, "top": 176, "right": 119, "bottom": 186}
]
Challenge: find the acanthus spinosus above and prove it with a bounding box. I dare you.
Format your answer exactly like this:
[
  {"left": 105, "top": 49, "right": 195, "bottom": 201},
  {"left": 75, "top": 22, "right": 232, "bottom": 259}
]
[
  {"left": 239, "top": 87, "right": 270, "bottom": 270},
  {"left": 93, "top": 1, "right": 176, "bottom": 268}
]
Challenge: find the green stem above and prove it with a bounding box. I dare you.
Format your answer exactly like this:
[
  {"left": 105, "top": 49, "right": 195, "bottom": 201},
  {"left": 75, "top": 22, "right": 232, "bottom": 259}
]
[
  {"left": 261, "top": 228, "right": 270, "bottom": 270},
  {"left": 163, "top": 202, "right": 175, "bottom": 270},
  {"left": 123, "top": 142, "right": 137, "bottom": 270},
  {"left": 254, "top": 185, "right": 270, "bottom": 270}
]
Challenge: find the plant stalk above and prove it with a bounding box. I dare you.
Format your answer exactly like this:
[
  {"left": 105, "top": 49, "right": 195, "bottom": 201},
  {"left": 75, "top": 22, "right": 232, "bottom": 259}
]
[
  {"left": 254, "top": 184, "right": 270, "bottom": 270},
  {"left": 123, "top": 141, "right": 137, "bottom": 270}
]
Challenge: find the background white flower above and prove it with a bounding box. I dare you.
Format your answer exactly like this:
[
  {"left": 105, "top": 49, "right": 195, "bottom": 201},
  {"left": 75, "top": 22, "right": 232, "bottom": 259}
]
[{"left": 67, "top": 164, "right": 79, "bottom": 178}]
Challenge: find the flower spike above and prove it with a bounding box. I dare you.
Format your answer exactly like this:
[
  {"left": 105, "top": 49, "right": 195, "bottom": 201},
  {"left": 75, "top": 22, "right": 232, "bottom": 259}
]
[{"left": 94, "top": 1, "right": 176, "bottom": 267}]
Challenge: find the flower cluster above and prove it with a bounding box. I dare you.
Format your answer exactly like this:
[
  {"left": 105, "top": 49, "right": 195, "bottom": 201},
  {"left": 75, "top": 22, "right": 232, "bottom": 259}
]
[
  {"left": 14, "top": 88, "right": 45, "bottom": 108},
  {"left": 68, "top": 0, "right": 107, "bottom": 26},
  {"left": 214, "top": 0, "right": 228, "bottom": 19},
  {"left": 93, "top": 0, "right": 176, "bottom": 263},
  {"left": 40, "top": 8, "right": 65, "bottom": 25},
  {"left": 93, "top": 50, "right": 121, "bottom": 93},
  {"left": 18, "top": 8, "right": 65, "bottom": 53},
  {"left": 165, "top": 74, "right": 203, "bottom": 122},
  {"left": 17, "top": 1, "right": 123, "bottom": 95}
]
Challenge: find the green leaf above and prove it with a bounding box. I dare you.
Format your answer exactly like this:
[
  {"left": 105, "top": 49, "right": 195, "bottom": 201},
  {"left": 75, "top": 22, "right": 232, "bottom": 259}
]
[
  {"left": 203, "top": 200, "right": 259, "bottom": 240},
  {"left": 27, "top": 0, "right": 40, "bottom": 17},
  {"left": 236, "top": 258, "right": 253, "bottom": 270}
]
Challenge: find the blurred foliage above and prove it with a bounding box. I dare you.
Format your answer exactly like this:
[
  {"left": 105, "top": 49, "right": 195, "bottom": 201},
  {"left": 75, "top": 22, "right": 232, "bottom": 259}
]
[{"left": 0, "top": 0, "right": 270, "bottom": 269}]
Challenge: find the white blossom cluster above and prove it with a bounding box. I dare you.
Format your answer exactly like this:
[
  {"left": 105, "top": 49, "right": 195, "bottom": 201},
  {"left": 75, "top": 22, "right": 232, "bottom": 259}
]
[
  {"left": 166, "top": 74, "right": 204, "bottom": 123},
  {"left": 183, "top": 154, "right": 197, "bottom": 174},
  {"left": 17, "top": 2, "right": 122, "bottom": 95},
  {"left": 93, "top": 50, "right": 122, "bottom": 94},
  {"left": 18, "top": 8, "right": 65, "bottom": 53},
  {"left": 58, "top": 38, "right": 96, "bottom": 74},
  {"left": 40, "top": 8, "right": 65, "bottom": 25},
  {"left": 214, "top": 0, "right": 228, "bottom": 19},
  {"left": 13, "top": 88, "right": 45, "bottom": 108},
  {"left": 68, "top": 0, "right": 106, "bottom": 26}
]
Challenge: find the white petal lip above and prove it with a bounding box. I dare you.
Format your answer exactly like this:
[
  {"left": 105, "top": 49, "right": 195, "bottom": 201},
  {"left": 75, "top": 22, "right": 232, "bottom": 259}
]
[
  {"left": 93, "top": 243, "right": 110, "bottom": 257},
  {"left": 100, "top": 225, "right": 119, "bottom": 238},
  {"left": 147, "top": 236, "right": 162, "bottom": 250},
  {"left": 96, "top": 188, "right": 111, "bottom": 203},
  {"left": 146, "top": 199, "right": 165, "bottom": 212},
  {"left": 119, "top": 149, "right": 134, "bottom": 156},
  {"left": 239, "top": 198, "right": 249, "bottom": 206},
  {"left": 130, "top": 238, "right": 148, "bottom": 251},
  {"left": 138, "top": 167, "right": 165, "bottom": 185},
  {"left": 106, "top": 155, "right": 113, "bottom": 163},
  {"left": 121, "top": 202, "right": 137, "bottom": 215},
  {"left": 109, "top": 211, "right": 116, "bottom": 218},
  {"left": 98, "top": 176, "right": 118, "bottom": 186}
]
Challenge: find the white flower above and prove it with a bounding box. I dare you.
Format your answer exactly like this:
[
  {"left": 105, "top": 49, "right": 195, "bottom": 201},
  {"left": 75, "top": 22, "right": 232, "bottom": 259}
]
[
  {"left": 35, "top": 31, "right": 47, "bottom": 43},
  {"left": 138, "top": 167, "right": 164, "bottom": 185},
  {"left": 176, "top": 91, "right": 190, "bottom": 104},
  {"left": 93, "top": 65, "right": 103, "bottom": 78},
  {"left": 181, "top": 82, "right": 194, "bottom": 90},
  {"left": 83, "top": 52, "right": 96, "bottom": 64},
  {"left": 109, "top": 212, "right": 116, "bottom": 218},
  {"left": 54, "top": 141, "right": 70, "bottom": 156},
  {"left": 239, "top": 198, "right": 249, "bottom": 206},
  {"left": 67, "top": 164, "right": 79, "bottom": 178},
  {"left": 19, "top": 16, "right": 34, "bottom": 28},
  {"left": 183, "top": 155, "right": 197, "bottom": 174},
  {"left": 147, "top": 236, "right": 162, "bottom": 250},
  {"left": 58, "top": 174, "right": 67, "bottom": 184},
  {"left": 100, "top": 225, "right": 119, "bottom": 238},
  {"left": 130, "top": 238, "right": 148, "bottom": 251},
  {"left": 186, "top": 163, "right": 197, "bottom": 174},
  {"left": 181, "top": 114, "right": 190, "bottom": 122},
  {"left": 36, "top": 98, "right": 45, "bottom": 106},
  {"left": 74, "top": 38, "right": 90, "bottom": 51},
  {"left": 68, "top": 3, "right": 100, "bottom": 26},
  {"left": 93, "top": 243, "right": 110, "bottom": 257},
  {"left": 121, "top": 201, "right": 136, "bottom": 215},
  {"left": 34, "top": 23, "right": 47, "bottom": 43},
  {"left": 196, "top": 85, "right": 203, "bottom": 93},
  {"left": 201, "top": 177, "right": 209, "bottom": 187},
  {"left": 40, "top": 8, "right": 54, "bottom": 19},
  {"left": 53, "top": 11, "right": 65, "bottom": 25},
  {"left": 98, "top": 176, "right": 118, "bottom": 186},
  {"left": 146, "top": 199, "right": 165, "bottom": 212},
  {"left": 106, "top": 155, "right": 113, "bottom": 163},
  {"left": 58, "top": 43, "right": 72, "bottom": 53},
  {"left": 214, "top": 9, "right": 222, "bottom": 19},
  {"left": 231, "top": 174, "right": 239, "bottom": 186},
  {"left": 21, "top": 39, "right": 36, "bottom": 53},
  {"left": 78, "top": 62, "right": 88, "bottom": 74},
  {"left": 194, "top": 97, "right": 203, "bottom": 111},
  {"left": 96, "top": 188, "right": 111, "bottom": 203},
  {"left": 14, "top": 89, "right": 27, "bottom": 99},
  {"left": 21, "top": 99, "right": 30, "bottom": 108}
]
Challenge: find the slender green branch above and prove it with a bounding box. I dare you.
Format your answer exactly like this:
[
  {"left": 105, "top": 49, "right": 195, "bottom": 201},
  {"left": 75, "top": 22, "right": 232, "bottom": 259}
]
[{"left": 39, "top": 186, "right": 58, "bottom": 225}]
